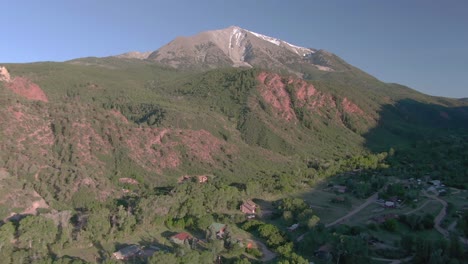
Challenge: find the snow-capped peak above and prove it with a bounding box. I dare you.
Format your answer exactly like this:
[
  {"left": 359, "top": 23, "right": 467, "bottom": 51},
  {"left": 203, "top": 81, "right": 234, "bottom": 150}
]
[
  {"left": 245, "top": 29, "right": 315, "bottom": 56},
  {"left": 247, "top": 30, "right": 282, "bottom": 46}
]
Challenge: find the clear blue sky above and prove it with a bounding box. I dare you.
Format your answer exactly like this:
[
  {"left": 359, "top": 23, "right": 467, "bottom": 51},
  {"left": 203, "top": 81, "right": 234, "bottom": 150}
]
[{"left": 1, "top": 0, "right": 467, "bottom": 98}]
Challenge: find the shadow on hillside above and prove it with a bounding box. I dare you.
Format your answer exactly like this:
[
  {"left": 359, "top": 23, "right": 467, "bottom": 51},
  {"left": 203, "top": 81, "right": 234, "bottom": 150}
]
[{"left": 363, "top": 99, "right": 468, "bottom": 152}]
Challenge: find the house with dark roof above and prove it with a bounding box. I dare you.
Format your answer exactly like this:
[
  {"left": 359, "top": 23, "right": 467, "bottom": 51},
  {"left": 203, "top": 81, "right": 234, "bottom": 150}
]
[
  {"left": 371, "top": 214, "right": 399, "bottom": 224},
  {"left": 112, "top": 245, "right": 141, "bottom": 260},
  {"left": 333, "top": 185, "right": 347, "bottom": 193},
  {"left": 314, "top": 244, "right": 332, "bottom": 260},
  {"left": 170, "top": 232, "right": 192, "bottom": 245},
  {"left": 240, "top": 200, "right": 257, "bottom": 214}
]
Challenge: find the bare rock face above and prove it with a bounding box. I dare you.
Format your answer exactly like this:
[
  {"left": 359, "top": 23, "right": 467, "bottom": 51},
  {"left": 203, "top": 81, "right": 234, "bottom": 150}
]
[
  {"left": 115, "top": 51, "right": 152, "bottom": 60},
  {"left": 0, "top": 66, "right": 48, "bottom": 102},
  {"left": 0, "top": 66, "right": 11, "bottom": 82}
]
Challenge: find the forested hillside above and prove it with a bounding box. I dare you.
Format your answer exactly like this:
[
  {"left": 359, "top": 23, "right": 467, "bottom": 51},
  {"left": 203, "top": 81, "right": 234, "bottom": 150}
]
[{"left": 0, "top": 49, "right": 467, "bottom": 263}]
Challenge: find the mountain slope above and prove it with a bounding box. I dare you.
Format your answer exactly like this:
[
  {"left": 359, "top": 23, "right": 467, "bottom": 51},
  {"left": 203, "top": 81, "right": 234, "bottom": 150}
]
[{"left": 0, "top": 27, "right": 467, "bottom": 220}]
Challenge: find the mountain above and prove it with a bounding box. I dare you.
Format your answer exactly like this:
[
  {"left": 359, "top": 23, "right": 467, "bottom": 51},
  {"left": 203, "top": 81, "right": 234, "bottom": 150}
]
[
  {"left": 116, "top": 26, "right": 353, "bottom": 74},
  {"left": 1, "top": 26, "right": 468, "bottom": 221}
]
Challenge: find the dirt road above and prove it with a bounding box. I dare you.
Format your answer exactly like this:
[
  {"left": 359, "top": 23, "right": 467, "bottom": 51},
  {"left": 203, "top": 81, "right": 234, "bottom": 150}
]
[
  {"left": 404, "top": 200, "right": 432, "bottom": 215},
  {"left": 325, "top": 192, "right": 378, "bottom": 228},
  {"left": 255, "top": 240, "right": 276, "bottom": 262},
  {"left": 423, "top": 191, "right": 449, "bottom": 237},
  {"left": 371, "top": 255, "right": 413, "bottom": 264}
]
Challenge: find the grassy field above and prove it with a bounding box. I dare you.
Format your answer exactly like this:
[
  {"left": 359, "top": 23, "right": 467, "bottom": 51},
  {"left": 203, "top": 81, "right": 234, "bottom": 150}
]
[{"left": 296, "top": 188, "right": 364, "bottom": 224}]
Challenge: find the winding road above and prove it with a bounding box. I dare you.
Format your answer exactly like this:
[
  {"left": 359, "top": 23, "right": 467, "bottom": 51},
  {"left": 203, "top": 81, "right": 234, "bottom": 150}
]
[
  {"left": 423, "top": 190, "right": 468, "bottom": 245},
  {"left": 422, "top": 191, "right": 449, "bottom": 237}
]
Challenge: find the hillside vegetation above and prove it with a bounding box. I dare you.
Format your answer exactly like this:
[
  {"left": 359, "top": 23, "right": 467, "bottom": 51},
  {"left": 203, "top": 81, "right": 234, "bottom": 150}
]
[{"left": 0, "top": 53, "right": 467, "bottom": 263}]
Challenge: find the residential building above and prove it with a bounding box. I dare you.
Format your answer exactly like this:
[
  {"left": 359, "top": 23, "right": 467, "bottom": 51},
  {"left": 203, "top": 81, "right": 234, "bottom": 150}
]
[
  {"left": 240, "top": 200, "right": 257, "bottom": 214},
  {"left": 113, "top": 245, "right": 141, "bottom": 260}
]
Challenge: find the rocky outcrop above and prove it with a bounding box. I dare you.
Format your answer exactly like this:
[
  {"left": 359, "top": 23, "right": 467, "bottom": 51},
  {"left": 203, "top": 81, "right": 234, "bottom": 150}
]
[
  {"left": 257, "top": 72, "right": 369, "bottom": 126},
  {"left": 0, "top": 66, "right": 11, "bottom": 82},
  {"left": 5, "top": 77, "right": 48, "bottom": 102},
  {"left": 115, "top": 51, "right": 152, "bottom": 60}
]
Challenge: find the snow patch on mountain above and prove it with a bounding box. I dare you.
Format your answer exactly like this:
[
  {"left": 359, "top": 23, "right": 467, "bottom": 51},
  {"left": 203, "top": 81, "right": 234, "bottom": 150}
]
[
  {"left": 248, "top": 30, "right": 281, "bottom": 46},
  {"left": 246, "top": 29, "right": 314, "bottom": 56},
  {"left": 226, "top": 26, "right": 251, "bottom": 67},
  {"left": 287, "top": 42, "right": 316, "bottom": 56},
  {"left": 230, "top": 27, "right": 245, "bottom": 47},
  {"left": 315, "top": 65, "right": 334, "bottom": 72}
]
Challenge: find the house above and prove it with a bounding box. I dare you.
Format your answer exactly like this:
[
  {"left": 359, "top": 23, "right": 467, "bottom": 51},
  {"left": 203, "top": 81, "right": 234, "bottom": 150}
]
[
  {"left": 209, "top": 223, "right": 227, "bottom": 239},
  {"left": 178, "top": 175, "right": 209, "bottom": 184},
  {"left": 384, "top": 201, "right": 395, "bottom": 208},
  {"left": 438, "top": 189, "right": 447, "bottom": 196},
  {"left": 331, "top": 196, "right": 345, "bottom": 203},
  {"left": 371, "top": 214, "right": 399, "bottom": 224},
  {"left": 429, "top": 180, "right": 441, "bottom": 187},
  {"left": 240, "top": 200, "right": 257, "bottom": 214},
  {"left": 139, "top": 246, "right": 160, "bottom": 258},
  {"left": 170, "top": 232, "right": 192, "bottom": 245},
  {"left": 198, "top": 175, "right": 208, "bottom": 183},
  {"left": 245, "top": 239, "right": 255, "bottom": 249},
  {"left": 287, "top": 223, "right": 299, "bottom": 231},
  {"left": 118, "top": 177, "right": 139, "bottom": 185},
  {"left": 178, "top": 175, "right": 192, "bottom": 183},
  {"left": 314, "top": 244, "right": 332, "bottom": 260},
  {"left": 333, "top": 185, "right": 347, "bottom": 193},
  {"left": 113, "top": 245, "right": 141, "bottom": 260}
]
